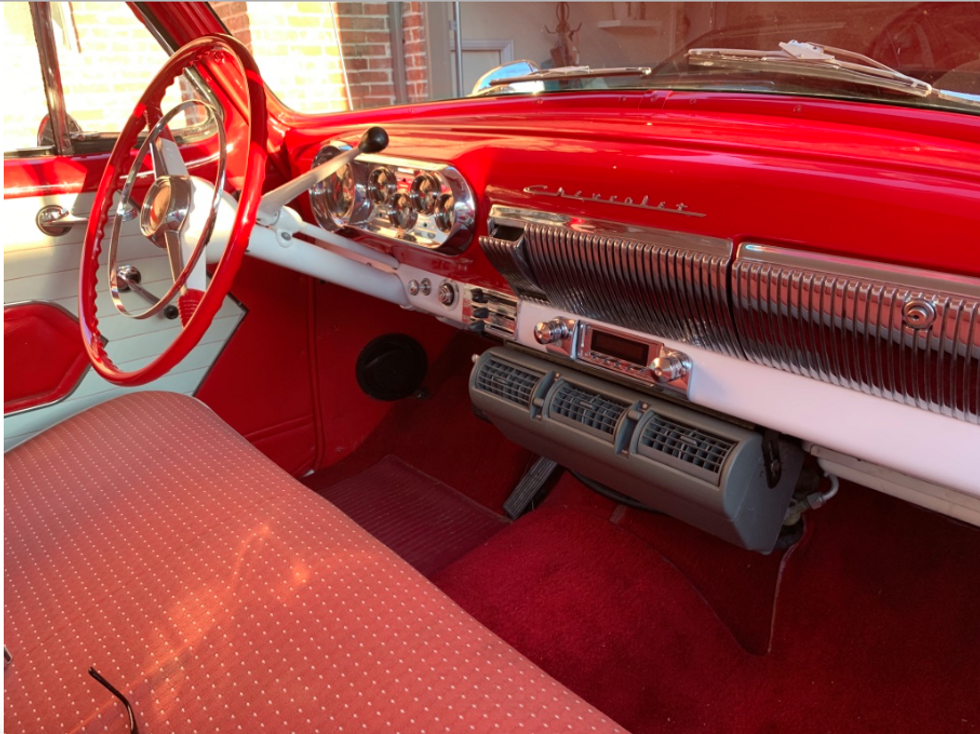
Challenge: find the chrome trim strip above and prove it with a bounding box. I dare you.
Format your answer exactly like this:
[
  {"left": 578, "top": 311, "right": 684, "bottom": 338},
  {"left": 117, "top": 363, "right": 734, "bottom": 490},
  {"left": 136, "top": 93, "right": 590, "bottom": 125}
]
[
  {"left": 733, "top": 244, "right": 980, "bottom": 424},
  {"left": 30, "top": 2, "right": 72, "bottom": 155},
  {"left": 490, "top": 206, "right": 726, "bottom": 254}
]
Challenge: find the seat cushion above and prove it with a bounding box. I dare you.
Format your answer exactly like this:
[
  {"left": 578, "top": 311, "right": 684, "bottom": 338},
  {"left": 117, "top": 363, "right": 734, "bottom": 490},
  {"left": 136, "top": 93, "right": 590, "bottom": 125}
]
[{"left": 4, "top": 391, "right": 624, "bottom": 733}]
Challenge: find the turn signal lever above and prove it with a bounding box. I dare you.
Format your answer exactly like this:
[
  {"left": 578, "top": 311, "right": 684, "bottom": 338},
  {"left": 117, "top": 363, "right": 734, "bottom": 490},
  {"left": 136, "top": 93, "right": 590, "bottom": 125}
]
[{"left": 255, "top": 126, "right": 389, "bottom": 226}]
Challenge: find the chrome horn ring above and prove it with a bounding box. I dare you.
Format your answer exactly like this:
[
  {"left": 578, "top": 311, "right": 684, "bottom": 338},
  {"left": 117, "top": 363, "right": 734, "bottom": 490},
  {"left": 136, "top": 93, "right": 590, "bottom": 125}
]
[{"left": 107, "top": 98, "right": 226, "bottom": 319}]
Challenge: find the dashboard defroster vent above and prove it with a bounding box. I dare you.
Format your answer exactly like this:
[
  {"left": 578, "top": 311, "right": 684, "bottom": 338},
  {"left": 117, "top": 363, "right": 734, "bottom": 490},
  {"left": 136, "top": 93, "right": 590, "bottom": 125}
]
[
  {"left": 637, "top": 414, "right": 735, "bottom": 485},
  {"left": 549, "top": 382, "right": 627, "bottom": 440},
  {"left": 475, "top": 356, "right": 543, "bottom": 407}
]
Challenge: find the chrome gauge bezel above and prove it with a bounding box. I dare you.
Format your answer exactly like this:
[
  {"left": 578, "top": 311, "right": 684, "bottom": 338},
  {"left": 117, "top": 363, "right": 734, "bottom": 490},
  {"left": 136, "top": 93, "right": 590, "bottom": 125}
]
[{"left": 309, "top": 141, "right": 476, "bottom": 254}]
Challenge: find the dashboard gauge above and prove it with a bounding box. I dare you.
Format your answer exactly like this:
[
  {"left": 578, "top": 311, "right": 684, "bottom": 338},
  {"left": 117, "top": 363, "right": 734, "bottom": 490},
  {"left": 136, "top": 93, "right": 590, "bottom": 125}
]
[
  {"left": 410, "top": 173, "right": 441, "bottom": 215},
  {"left": 434, "top": 193, "right": 455, "bottom": 233},
  {"left": 387, "top": 192, "right": 418, "bottom": 231},
  {"left": 368, "top": 166, "right": 397, "bottom": 207},
  {"left": 310, "top": 140, "right": 475, "bottom": 253},
  {"left": 324, "top": 164, "right": 355, "bottom": 219}
]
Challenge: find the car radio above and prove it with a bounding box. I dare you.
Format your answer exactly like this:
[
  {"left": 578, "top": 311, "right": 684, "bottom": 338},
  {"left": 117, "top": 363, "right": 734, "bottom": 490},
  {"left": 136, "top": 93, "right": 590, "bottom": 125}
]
[{"left": 532, "top": 317, "right": 692, "bottom": 396}]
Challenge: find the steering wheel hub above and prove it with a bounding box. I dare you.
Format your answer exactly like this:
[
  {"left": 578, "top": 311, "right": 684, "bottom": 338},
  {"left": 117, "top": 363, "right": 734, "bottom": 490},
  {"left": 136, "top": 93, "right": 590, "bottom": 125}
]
[{"left": 140, "top": 175, "right": 191, "bottom": 243}]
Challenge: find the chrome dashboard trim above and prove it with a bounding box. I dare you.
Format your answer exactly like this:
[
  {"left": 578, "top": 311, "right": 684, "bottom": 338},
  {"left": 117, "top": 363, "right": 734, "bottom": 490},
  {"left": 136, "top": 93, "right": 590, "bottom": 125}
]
[
  {"left": 484, "top": 206, "right": 741, "bottom": 357},
  {"left": 309, "top": 142, "right": 476, "bottom": 254},
  {"left": 733, "top": 243, "right": 980, "bottom": 424}
]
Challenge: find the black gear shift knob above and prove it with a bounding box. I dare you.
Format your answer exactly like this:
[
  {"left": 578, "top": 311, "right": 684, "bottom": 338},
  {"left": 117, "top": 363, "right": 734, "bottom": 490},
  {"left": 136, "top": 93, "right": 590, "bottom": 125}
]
[{"left": 358, "top": 126, "right": 389, "bottom": 154}]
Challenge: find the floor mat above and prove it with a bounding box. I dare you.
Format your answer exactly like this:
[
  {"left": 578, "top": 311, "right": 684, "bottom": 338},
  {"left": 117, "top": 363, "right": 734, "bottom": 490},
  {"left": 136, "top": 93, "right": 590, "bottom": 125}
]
[
  {"left": 432, "top": 479, "right": 980, "bottom": 734},
  {"left": 307, "top": 455, "right": 508, "bottom": 576},
  {"left": 543, "top": 472, "right": 797, "bottom": 655},
  {"left": 307, "top": 333, "right": 535, "bottom": 514},
  {"left": 431, "top": 506, "right": 753, "bottom": 733}
]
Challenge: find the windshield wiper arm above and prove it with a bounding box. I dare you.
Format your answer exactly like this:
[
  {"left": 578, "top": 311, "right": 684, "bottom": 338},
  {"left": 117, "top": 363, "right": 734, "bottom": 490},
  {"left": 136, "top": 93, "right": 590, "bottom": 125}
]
[
  {"left": 687, "top": 41, "right": 979, "bottom": 107},
  {"left": 488, "top": 65, "right": 652, "bottom": 87}
]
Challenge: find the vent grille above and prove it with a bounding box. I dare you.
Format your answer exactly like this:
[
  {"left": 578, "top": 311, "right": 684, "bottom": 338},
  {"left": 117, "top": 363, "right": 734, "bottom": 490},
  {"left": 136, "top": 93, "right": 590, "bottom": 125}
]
[
  {"left": 475, "top": 357, "right": 543, "bottom": 407},
  {"left": 638, "top": 415, "right": 735, "bottom": 478},
  {"left": 550, "top": 382, "right": 627, "bottom": 438}
]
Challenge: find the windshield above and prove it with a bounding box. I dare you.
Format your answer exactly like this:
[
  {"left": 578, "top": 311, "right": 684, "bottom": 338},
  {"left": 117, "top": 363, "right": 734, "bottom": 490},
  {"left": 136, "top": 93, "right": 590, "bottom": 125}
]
[{"left": 209, "top": 2, "right": 980, "bottom": 116}]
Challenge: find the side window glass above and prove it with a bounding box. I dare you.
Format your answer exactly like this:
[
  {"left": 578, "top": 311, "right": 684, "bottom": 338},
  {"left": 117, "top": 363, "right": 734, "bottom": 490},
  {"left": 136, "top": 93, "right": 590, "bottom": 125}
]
[
  {"left": 3, "top": 3, "right": 51, "bottom": 151},
  {"left": 57, "top": 3, "right": 187, "bottom": 133},
  {"left": 3, "top": 2, "right": 189, "bottom": 154}
]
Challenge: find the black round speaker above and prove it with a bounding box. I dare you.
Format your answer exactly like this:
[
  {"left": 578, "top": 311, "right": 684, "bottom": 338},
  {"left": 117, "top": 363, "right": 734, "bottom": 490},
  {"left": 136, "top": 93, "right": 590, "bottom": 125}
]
[{"left": 355, "top": 334, "right": 428, "bottom": 401}]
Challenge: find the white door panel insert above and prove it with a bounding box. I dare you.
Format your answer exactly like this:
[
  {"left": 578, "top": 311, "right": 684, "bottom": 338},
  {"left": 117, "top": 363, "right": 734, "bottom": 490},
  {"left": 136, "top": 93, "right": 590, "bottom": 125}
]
[{"left": 3, "top": 192, "right": 245, "bottom": 451}]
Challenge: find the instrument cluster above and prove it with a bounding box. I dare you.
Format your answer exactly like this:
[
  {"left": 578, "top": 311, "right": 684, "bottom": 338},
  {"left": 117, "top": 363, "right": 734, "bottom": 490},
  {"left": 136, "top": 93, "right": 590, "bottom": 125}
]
[{"left": 310, "top": 141, "right": 476, "bottom": 254}]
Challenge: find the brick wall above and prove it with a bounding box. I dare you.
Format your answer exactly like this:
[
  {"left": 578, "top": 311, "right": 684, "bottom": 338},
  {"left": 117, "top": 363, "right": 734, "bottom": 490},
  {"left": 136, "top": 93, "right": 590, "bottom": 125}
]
[
  {"left": 214, "top": 1, "right": 429, "bottom": 112},
  {"left": 213, "top": 1, "right": 349, "bottom": 113},
  {"left": 3, "top": 1, "right": 187, "bottom": 149},
  {"left": 403, "top": 3, "right": 429, "bottom": 104}
]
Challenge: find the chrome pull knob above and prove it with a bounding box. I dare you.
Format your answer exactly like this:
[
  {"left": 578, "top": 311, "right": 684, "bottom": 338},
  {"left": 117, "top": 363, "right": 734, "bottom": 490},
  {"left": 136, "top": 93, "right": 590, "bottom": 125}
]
[
  {"left": 534, "top": 318, "right": 570, "bottom": 345},
  {"left": 438, "top": 281, "right": 457, "bottom": 307},
  {"left": 650, "top": 352, "right": 691, "bottom": 383}
]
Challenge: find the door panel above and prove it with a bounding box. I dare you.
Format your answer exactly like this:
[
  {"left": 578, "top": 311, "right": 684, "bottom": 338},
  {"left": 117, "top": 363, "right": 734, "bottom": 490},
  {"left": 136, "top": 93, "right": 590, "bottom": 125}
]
[
  {"left": 4, "top": 301, "right": 90, "bottom": 414},
  {"left": 2, "top": 191, "right": 245, "bottom": 450}
]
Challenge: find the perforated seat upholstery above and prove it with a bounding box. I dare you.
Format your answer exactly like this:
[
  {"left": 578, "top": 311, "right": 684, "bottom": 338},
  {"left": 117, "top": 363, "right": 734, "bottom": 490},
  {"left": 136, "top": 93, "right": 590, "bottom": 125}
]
[{"left": 4, "top": 392, "right": 624, "bottom": 733}]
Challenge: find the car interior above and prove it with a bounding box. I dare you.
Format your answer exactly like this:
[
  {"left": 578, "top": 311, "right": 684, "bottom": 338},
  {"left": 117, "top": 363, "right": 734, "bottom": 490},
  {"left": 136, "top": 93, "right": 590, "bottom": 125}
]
[{"left": 4, "top": 2, "right": 980, "bottom": 732}]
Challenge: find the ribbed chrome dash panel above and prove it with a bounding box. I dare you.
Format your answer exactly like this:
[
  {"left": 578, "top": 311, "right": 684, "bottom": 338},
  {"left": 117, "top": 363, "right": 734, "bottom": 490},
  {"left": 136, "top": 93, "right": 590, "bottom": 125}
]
[
  {"left": 486, "top": 206, "right": 740, "bottom": 356},
  {"left": 733, "top": 244, "right": 980, "bottom": 424}
]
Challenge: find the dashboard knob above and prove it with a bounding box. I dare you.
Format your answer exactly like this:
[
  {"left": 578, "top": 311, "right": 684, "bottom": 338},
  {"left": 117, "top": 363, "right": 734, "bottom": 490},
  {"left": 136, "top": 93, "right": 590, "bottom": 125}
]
[
  {"left": 650, "top": 353, "right": 691, "bottom": 383},
  {"left": 534, "top": 318, "right": 570, "bottom": 345},
  {"left": 438, "top": 281, "right": 457, "bottom": 307}
]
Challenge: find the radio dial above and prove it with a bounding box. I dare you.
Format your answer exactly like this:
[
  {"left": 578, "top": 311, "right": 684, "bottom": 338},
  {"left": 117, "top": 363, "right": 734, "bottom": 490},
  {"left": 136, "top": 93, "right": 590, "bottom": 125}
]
[
  {"left": 534, "top": 318, "right": 570, "bottom": 345},
  {"left": 651, "top": 353, "right": 691, "bottom": 383}
]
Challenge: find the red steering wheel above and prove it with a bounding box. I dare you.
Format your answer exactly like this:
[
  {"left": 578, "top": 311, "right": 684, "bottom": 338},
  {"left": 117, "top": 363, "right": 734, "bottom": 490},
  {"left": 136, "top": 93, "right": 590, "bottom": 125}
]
[{"left": 79, "top": 34, "right": 267, "bottom": 386}]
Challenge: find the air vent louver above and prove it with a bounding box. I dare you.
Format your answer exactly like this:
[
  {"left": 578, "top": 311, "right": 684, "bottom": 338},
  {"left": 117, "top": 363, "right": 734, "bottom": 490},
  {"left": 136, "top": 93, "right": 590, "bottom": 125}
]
[
  {"left": 638, "top": 415, "right": 735, "bottom": 479},
  {"left": 475, "top": 357, "right": 543, "bottom": 407},
  {"left": 550, "top": 382, "right": 627, "bottom": 439}
]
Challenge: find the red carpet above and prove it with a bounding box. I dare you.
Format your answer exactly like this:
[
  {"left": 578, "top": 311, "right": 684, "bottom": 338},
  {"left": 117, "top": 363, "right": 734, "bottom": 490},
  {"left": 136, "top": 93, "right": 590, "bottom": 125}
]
[
  {"left": 306, "top": 455, "right": 508, "bottom": 576},
  {"left": 432, "top": 478, "right": 980, "bottom": 734},
  {"left": 303, "top": 333, "right": 980, "bottom": 732},
  {"left": 542, "top": 473, "right": 798, "bottom": 655},
  {"left": 432, "top": 506, "right": 753, "bottom": 731},
  {"left": 305, "top": 333, "right": 535, "bottom": 514}
]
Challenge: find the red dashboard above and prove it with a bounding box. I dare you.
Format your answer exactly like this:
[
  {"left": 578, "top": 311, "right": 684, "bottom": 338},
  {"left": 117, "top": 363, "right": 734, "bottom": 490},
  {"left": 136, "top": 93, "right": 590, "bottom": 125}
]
[{"left": 283, "top": 90, "right": 980, "bottom": 283}]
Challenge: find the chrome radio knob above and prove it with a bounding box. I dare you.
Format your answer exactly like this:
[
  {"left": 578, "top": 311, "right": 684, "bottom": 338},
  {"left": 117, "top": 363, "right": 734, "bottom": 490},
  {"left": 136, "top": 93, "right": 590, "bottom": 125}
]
[
  {"left": 650, "top": 352, "right": 691, "bottom": 384},
  {"left": 534, "top": 318, "right": 570, "bottom": 345}
]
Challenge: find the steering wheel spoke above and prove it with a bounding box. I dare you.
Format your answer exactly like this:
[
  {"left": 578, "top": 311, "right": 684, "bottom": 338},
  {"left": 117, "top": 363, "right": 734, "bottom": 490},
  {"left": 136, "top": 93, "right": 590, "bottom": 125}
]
[
  {"left": 163, "top": 229, "right": 185, "bottom": 283},
  {"left": 150, "top": 134, "right": 189, "bottom": 179}
]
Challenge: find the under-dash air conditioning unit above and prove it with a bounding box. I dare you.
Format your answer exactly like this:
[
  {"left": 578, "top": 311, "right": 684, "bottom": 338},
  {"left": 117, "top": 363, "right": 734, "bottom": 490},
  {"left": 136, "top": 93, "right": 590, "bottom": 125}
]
[{"left": 470, "top": 348, "right": 803, "bottom": 552}]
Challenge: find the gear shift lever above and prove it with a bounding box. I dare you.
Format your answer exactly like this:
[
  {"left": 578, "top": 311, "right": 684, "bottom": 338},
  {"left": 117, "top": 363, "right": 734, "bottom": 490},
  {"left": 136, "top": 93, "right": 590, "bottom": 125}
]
[{"left": 255, "top": 126, "right": 388, "bottom": 226}]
